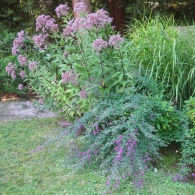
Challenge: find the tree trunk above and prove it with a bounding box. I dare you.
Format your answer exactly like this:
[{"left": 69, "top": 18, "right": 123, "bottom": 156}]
[
  {"left": 109, "top": 0, "right": 126, "bottom": 33},
  {"left": 72, "top": 0, "right": 91, "bottom": 18}
]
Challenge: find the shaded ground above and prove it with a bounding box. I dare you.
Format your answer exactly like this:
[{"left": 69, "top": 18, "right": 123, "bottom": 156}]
[{"left": 0, "top": 100, "right": 58, "bottom": 124}]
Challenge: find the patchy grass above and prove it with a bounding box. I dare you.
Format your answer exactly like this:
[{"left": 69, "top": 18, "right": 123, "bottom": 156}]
[{"left": 0, "top": 118, "right": 195, "bottom": 194}]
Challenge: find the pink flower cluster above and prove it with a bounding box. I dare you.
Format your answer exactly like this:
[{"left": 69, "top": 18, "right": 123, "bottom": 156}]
[
  {"left": 32, "top": 34, "right": 49, "bottom": 49},
  {"left": 79, "top": 87, "right": 87, "bottom": 99},
  {"left": 18, "top": 54, "right": 28, "bottom": 66},
  {"left": 5, "top": 62, "right": 17, "bottom": 80},
  {"left": 74, "top": 2, "right": 87, "bottom": 14},
  {"left": 55, "top": 3, "right": 69, "bottom": 18},
  {"left": 29, "top": 61, "right": 38, "bottom": 71},
  {"left": 20, "top": 70, "right": 26, "bottom": 79},
  {"left": 18, "top": 84, "right": 24, "bottom": 90},
  {"left": 62, "top": 20, "right": 74, "bottom": 37},
  {"left": 5, "top": 62, "right": 15, "bottom": 75},
  {"left": 26, "top": 100, "right": 32, "bottom": 107},
  {"left": 12, "top": 30, "right": 25, "bottom": 55},
  {"left": 63, "top": 51, "right": 69, "bottom": 57},
  {"left": 84, "top": 9, "right": 113, "bottom": 30},
  {"left": 92, "top": 38, "right": 108, "bottom": 51},
  {"left": 108, "top": 35, "right": 124, "bottom": 49},
  {"left": 62, "top": 9, "right": 113, "bottom": 37},
  {"left": 61, "top": 70, "right": 78, "bottom": 85},
  {"left": 36, "top": 14, "right": 59, "bottom": 33},
  {"left": 39, "top": 98, "right": 44, "bottom": 104}
]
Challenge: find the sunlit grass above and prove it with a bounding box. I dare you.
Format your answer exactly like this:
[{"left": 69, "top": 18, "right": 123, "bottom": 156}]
[{"left": 0, "top": 118, "right": 195, "bottom": 194}]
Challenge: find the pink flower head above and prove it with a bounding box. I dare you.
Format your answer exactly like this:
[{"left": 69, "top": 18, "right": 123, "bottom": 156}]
[
  {"left": 61, "top": 70, "right": 78, "bottom": 85},
  {"left": 108, "top": 34, "right": 124, "bottom": 49},
  {"left": 36, "top": 14, "right": 59, "bottom": 33},
  {"left": 17, "top": 30, "right": 25, "bottom": 37},
  {"left": 18, "top": 84, "right": 24, "bottom": 90},
  {"left": 63, "top": 51, "right": 69, "bottom": 57},
  {"left": 92, "top": 38, "right": 108, "bottom": 51},
  {"left": 62, "top": 20, "right": 74, "bottom": 37},
  {"left": 84, "top": 9, "right": 113, "bottom": 30},
  {"left": 74, "top": 2, "right": 87, "bottom": 14},
  {"left": 12, "top": 30, "right": 25, "bottom": 55},
  {"left": 55, "top": 3, "right": 69, "bottom": 18},
  {"left": 29, "top": 61, "right": 38, "bottom": 71},
  {"left": 11, "top": 70, "right": 16, "bottom": 80},
  {"left": 12, "top": 47, "right": 19, "bottom": 55},
  {"left": 38, "top": 98, "right": 44, "bottom": 104},
  {"left": 32, "top": 34, "right": 49, "bottom": 49},
  {"left": 18, "top": 54, "right": 28, "bottom": 66},
  {"left": 26, "top": 100, "right": 32, "bottom": 107},
  {"left": 5, "top": 62, "right": 15, "bottom": 75},
  {"left": 79, "top": 87, "right": 87, "bottom": 99},
  {"left": 72, "top": 18, "right": 85, "bottom": 31},
  {"left": 20, "top": 70, "right": 26, "bottom": 79}
]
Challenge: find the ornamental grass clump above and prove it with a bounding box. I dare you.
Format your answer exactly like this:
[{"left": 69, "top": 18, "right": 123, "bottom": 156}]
[
  {"left": 126, "top": 15, "right": 195, "bottom": 107},
  {"left": 63, "top": 94, "right": 166, "bottom": 190}
]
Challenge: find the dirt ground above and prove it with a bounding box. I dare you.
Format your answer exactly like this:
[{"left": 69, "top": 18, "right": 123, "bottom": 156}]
[{"left": 0, "top": 99, "right": 58, "bottom": 124}]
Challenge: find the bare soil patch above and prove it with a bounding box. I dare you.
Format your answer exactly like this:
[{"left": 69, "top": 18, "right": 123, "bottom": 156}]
[{"left": 0, "top": 100, "right": 58, "bottom": 124}]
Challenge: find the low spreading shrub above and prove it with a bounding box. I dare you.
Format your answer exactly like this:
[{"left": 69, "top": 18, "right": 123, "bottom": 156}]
[{"left": 63, "top": 93, "right": 188, "bottom": 190}]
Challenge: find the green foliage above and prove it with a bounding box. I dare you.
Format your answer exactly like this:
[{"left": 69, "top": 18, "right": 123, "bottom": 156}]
[
  {"left": 126, "top": 15, "right": 195, "bottom": 107},
  {"left": 135, "top": 76, "right": 188, "bottom": 144},
  {"left": 0, "top": 30, "right": 16, "bottom": 57},
  {"left": 0, "top": 55, "right": 25, "bottom": 94},
  {"left": 185, "top": 97, "right": 195, "bottom": 130},
  {"left": 179, "top": 97, "right": 195, "bottom": 174},
  {"left": 152, "top": 101, "right": 188, "bottom": 144}
]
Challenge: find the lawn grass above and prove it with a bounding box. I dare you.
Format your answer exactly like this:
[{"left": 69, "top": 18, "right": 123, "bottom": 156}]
[{"left": 0, "top": 118, "right": 195, "bottom": 195}]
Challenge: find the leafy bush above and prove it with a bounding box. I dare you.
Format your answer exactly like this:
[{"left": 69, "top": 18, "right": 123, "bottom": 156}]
[
  {"left": 63, "top": 93, "right": 189, "bottom": 190},
  {"left": 152, "top": 100, "right": 188, "bottom": 144},
  {"left": 179, "top": 97, "right": 195, "bottom": 176},
  {"left": 126, "top": 15, "right": 195, "bottom": 107},
  {"left": 6, "top": 3, "right": 135, "bottom": 120}
]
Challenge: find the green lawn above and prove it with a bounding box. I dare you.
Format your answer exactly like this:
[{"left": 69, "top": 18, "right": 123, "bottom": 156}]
[{"left": 0, "top": 118, "right": 195, "bottom": 195}]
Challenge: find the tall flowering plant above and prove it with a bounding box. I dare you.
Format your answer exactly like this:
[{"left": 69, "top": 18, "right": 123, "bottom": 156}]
[{"left": 6, "top": 2, "right": 134, "bottom": 120}]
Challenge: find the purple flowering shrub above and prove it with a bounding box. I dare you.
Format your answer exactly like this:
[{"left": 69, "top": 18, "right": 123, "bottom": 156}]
[
  {"left": 6, "top": 2, "right": 134, "bottom": 120},
  {"left": 64, "top": 94, "right": 166, "bottom": 190}
]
